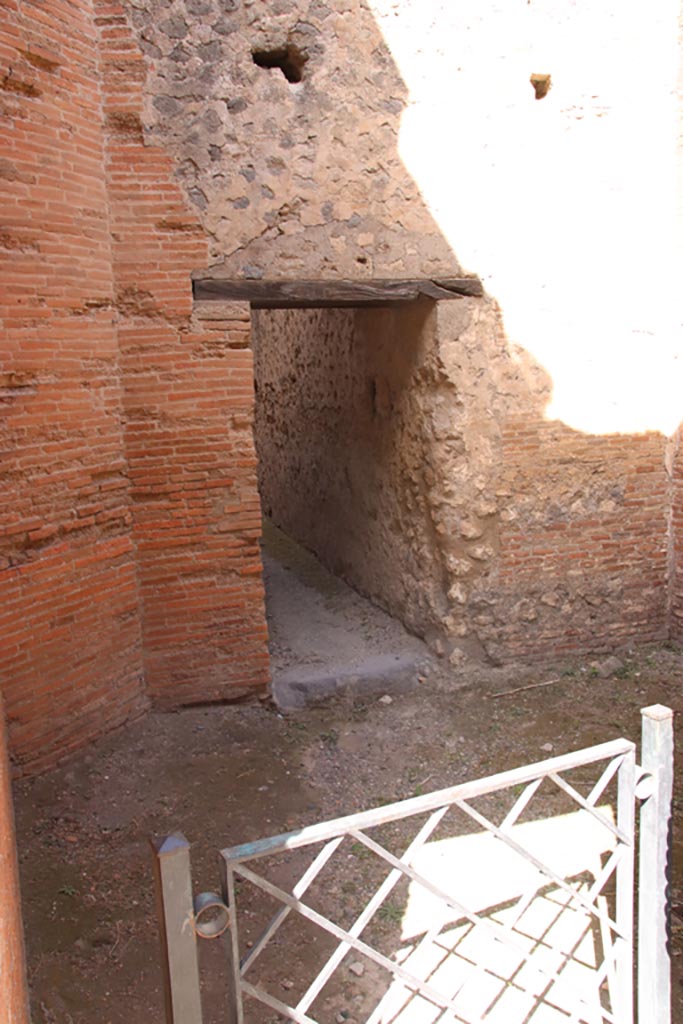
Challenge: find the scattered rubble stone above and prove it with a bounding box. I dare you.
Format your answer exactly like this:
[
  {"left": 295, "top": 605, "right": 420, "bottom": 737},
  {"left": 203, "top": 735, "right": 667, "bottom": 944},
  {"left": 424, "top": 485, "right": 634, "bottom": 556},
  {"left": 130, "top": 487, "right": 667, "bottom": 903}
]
[{"left": 592, "top": 656, "right": 625, "bottom": 679}]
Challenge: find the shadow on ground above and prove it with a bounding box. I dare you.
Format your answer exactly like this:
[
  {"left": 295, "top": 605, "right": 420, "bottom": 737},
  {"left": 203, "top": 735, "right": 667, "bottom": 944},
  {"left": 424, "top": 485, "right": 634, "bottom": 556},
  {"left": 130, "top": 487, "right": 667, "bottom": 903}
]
[
  {"left": 262, "top": 518, "right": 431, "bottom": 709},
  {"left": 13, "top": 645, "right": 683, "bottom": 1023}
]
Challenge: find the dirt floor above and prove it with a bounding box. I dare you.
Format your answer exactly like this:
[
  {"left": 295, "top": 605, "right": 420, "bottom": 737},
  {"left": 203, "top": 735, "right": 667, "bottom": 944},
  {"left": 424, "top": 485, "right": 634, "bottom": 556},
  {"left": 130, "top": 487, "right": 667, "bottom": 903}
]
[{"left": 13, "top": 638, "right": 683, "bottom": 1024}]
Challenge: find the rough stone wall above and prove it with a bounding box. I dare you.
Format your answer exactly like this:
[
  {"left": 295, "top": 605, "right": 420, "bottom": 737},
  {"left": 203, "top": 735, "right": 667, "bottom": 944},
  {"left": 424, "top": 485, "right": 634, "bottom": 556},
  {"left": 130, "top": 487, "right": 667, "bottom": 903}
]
[
  {"left": 120, "top": 0, "right": 458, "bottom": 279},
  {"left": 254, "top": 299, "right": 671, "bottom": 663},
  {"left": 96, "top": 0, "right": 270, "bottom": 706},
  {"left": 429, "top": 306, "right": 670, "bottom": 664},
  {"left": 254, "top": 302, "right": 455, "bottom": 647},
  {"left": 124, "top": 0, "right": 681, "bottom": 664},
  {"left": 0, "top": 0, "right": 147, "bottom": 772}
]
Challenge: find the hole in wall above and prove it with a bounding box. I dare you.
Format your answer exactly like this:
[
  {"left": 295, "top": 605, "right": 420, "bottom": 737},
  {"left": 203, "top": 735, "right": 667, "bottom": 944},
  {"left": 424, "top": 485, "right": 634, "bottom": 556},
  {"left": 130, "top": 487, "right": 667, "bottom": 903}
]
[
  {"left": 251, "top": 44, "right": 308, "bottom": 84},
  {"left": 530, "top": 73, "right": 551, "bottom": 100}
]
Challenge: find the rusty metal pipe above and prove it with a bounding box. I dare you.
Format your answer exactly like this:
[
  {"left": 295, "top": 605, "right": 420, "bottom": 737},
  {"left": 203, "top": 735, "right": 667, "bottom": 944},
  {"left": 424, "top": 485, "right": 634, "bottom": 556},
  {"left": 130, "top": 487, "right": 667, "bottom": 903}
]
[{"left": 0, "top": 691, "right": 30, "bottom": 1024}]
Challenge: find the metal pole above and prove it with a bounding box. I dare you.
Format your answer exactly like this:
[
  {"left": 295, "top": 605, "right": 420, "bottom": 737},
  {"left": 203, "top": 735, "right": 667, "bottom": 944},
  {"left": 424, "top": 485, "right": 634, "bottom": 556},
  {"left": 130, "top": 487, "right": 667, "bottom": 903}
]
[
  {"left": 150, "top": 832, "right": 204, "bottom": 1024},
  {"left": 220, "top": 855, "right": 243, "bottom": 1024},
  {"left": 0, "top": 691, "right": 31, "bottom": 1024},
  {"left": 615, "top": 745, "right": 636, "bottom": 1023},
  {"left": 638, "top": 705, "right": 673, "bottom": 1024}
]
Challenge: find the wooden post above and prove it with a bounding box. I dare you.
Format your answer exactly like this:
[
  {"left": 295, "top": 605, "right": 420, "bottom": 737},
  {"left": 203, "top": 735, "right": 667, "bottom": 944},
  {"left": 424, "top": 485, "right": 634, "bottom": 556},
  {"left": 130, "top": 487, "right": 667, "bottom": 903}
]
[
  {"left": 150, "top": 833, "right": 204, "bottom": 1024},
  {"left": 0, "top": 691, "right": 31, "bottom": 1024},
  {"left": 638, "top": 705, "right": 674, "bottom": 1024}
]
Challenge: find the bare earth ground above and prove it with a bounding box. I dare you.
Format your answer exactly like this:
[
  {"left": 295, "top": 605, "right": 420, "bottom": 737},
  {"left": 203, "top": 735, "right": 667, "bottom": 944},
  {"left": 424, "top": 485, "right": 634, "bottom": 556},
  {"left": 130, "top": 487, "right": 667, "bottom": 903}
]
[
  {"left": 13, "top": 645, "right": 683, "bottom": 1023},
  {"left": 12, "top": 534, "right": 683, "bottom": 1023}
]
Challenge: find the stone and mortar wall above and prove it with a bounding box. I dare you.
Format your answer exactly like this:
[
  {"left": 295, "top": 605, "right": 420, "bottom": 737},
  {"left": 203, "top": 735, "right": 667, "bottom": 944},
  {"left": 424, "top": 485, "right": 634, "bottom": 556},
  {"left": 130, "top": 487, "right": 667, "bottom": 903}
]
[
  {"left": 254, "top": 301, "right": 455, "bottom": 649},
  {"left": 120, "top": 0, "right": 459, "bottom": 279},
  {"left": 125, "top": 0, "right": 681, "bottom": 662},
  {"left": 0, "top": 0, "right": 147, "bottom": 773},
  {"left": 254, "top": 300, "right": 670, "bottom": 663}
]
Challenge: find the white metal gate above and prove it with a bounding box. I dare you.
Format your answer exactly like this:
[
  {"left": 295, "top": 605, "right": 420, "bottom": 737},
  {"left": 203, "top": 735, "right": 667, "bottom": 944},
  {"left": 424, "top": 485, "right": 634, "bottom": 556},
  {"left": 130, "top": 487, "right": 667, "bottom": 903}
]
[{"left": 151, "top": 705, "right": 673, "bottom": 1024}]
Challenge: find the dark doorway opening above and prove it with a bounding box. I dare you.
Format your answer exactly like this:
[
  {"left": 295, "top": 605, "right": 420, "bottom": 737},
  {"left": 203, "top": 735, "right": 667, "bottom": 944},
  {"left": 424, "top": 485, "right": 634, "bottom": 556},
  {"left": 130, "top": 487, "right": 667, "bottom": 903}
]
[
  {"left": 192, "top": 276, "right": 482, "bottom": 704},
  {"left": 250, "top": 304, "right": 432, "bottom": 707}
]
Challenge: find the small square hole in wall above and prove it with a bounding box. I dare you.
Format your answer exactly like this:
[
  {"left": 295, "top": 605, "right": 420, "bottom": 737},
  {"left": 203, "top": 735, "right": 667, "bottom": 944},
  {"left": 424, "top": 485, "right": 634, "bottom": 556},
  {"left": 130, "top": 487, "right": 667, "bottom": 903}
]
[
  {"left": 252, "top": 44, "right": 308, "bottom": 84},
  {"left": 530, "top": 73, "right": 551, "bottom": 100}
]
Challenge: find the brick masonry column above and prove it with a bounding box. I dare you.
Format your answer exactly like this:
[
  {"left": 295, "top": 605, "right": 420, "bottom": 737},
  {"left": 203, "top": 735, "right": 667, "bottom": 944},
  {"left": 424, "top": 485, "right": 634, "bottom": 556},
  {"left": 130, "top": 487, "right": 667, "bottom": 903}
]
[
  {"left": 0, "top": 0, "right": 147, "bottom": 772},
  {"left": 0, "top": 693, "right": 30, "bottom": 1024},
  {"left": 96, "top": 1, "right": 270, "bottom": 704}
]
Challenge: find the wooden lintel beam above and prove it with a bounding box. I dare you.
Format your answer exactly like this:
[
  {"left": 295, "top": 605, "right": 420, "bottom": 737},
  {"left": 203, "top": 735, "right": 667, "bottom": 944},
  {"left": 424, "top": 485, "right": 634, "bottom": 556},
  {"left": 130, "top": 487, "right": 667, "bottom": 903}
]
[{"left": 192, "top": 277, "right": 483, "bottom": 308}]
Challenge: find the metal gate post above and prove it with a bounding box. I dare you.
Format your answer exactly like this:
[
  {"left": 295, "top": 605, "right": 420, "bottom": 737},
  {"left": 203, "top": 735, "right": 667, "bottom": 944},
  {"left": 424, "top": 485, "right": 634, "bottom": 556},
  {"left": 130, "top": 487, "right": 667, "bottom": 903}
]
[
  {"left": 220, "top": 855, "right": 243, "bottom": 1024},
  {"left": 150, "top": 832, "right": 203, "bottom": 1024},
  {"left": 615, "top": 743, "right": 636, "bottom": 1023},
  {"left": 638, "top": 705, "right": 673, "bottom": 1024}
]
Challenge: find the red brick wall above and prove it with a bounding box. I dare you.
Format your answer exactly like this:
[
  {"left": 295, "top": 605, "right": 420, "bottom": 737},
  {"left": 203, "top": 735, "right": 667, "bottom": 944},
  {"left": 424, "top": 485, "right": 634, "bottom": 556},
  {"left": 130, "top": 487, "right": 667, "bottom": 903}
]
[
  {"left": 1, "top": 0, "right": 269, "bottom": 772},
  {"left": 478, "top": 419, "right": 670, "bottom": 661},
  {"left": 95, "top": 1, "right": 270, "bottom": 705},
  {"left": 0, "top": 0, "right": 146, "bottom": 772}
]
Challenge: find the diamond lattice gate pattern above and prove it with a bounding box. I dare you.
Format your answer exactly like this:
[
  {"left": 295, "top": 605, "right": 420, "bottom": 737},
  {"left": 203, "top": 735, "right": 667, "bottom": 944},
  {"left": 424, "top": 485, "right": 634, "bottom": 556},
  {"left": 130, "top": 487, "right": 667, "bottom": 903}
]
[{"left": 151, "top": 707, "right": 673, "bottom": 1024}]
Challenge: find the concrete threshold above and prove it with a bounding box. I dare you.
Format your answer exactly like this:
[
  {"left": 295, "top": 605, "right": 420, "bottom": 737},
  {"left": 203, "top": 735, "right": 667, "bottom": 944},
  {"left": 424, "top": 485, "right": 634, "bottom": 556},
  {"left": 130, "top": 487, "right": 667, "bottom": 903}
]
[{"left": 261, "top": 519, "right": 431, "bottom": 710}]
